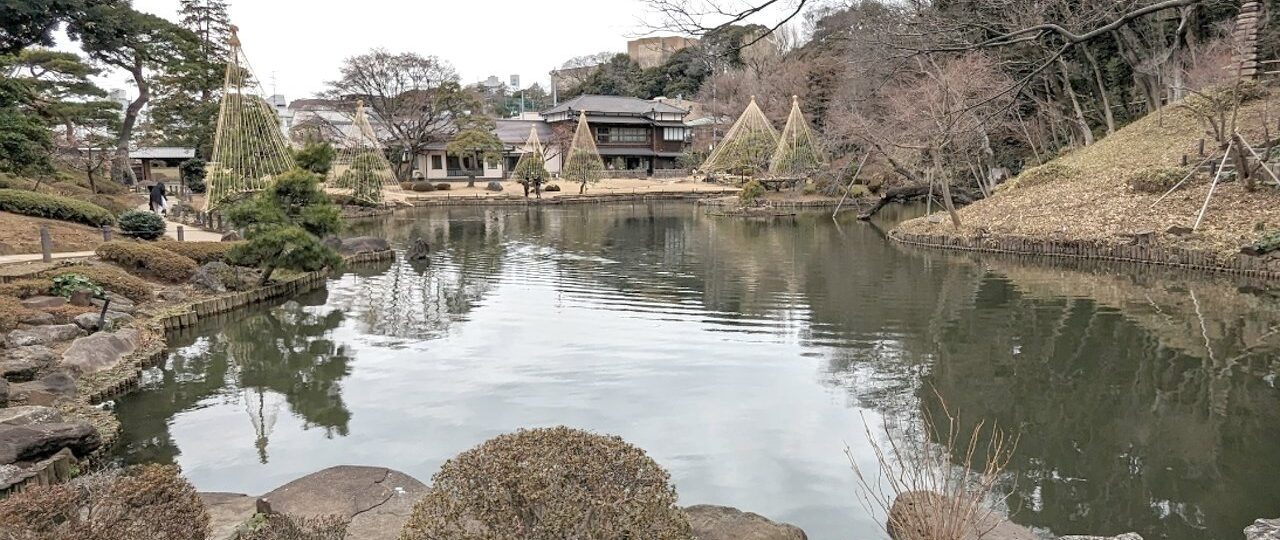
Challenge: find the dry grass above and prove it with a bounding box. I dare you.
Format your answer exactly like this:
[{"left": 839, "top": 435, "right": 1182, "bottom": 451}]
[
  {"left": 849, "top": 394, "right": 1017, "bottom": 540},
  {"left": 899, "top": 90, "right": 1280, "bottom": 256},
  {"left": 0, "top": 212, "right": 106, "bottom": 255}
]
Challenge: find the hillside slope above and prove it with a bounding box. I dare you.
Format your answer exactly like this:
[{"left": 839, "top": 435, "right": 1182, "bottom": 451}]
[{"left": 898, "top": 89, "right": 1280, "bottom": 256}]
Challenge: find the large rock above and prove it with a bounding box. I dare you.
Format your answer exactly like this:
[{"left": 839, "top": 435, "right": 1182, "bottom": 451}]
[
  {"left": 0, "top": 421, "right": 101, "bottom": 463},
  {"left": 0, "top": 406, "right": 64, "bottom": 426},
  {"left": 19, "top": 311, "right": 55, "bottom": 325},
  {"left": 201, "top": 492, "right": 258, "bottom": 540},
  {"left": 73, "top": 310, "right": 134, "bottom": 332},
  {"left": 330, "top": 236, "right": 391, "bottom": 256},
  {"left": 407, "top": 238, "right": 431, "bottom": 261},
  {"left": 191, "top": 261, "right": 236, "bottom": 293},
  {"left": 684, "top": 505, "right": 808, "bottom": 540},
  {"left": 259, "top": 466, "right": 427, "bottom": 540},
  {"left": 0, "top": 346, "right": 57, "bottom": 382},
  {"left": 9, "top": 371, "right": 76, "bottom": 405},
  {"left": 888, "top": 491, "right": 1035, "bottom": 540},
  {"left": 20, "top": 296, "right": 66, "bottom": 310},
  {"left": 61, "top": 329, "right": 139, "bottom": 375},
  {"left": 4, "top": 324, "right": 85, "bottom": 347},
  {"left": 92, "top": 294, "right": 135, "bottom": 314},
  {"left": 1247, "top": 518, "right": 1280, "bottom": 540}
]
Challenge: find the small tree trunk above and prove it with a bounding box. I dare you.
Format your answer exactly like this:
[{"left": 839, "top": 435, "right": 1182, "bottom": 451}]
[
  {"left": 1082, "top": 45, "right": 1117, "bottom": 135},
  {"left": 114, "top": 60, "right": 148, "bottom": 186},
  {"left": 1057, "top": 56, "right": 1094, "bottom": 147}
]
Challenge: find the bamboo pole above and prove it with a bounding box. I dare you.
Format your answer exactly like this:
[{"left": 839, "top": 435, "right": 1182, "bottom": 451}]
[
  {"left": 833, "top": 153, "right": 871, "bottom": 219},
  {"left": 1194, "top": 139, "right": 1235, "bottom": 231}
]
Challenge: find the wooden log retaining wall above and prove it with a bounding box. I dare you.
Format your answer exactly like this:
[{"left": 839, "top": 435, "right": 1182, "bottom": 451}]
[{"left": 890, "top": 230, "right": 1280, "bottom": 280}]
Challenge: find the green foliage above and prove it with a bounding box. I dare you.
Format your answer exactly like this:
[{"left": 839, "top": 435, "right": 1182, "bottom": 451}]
[
  {"left": 610, "top": 156, "right": 626, "bottom": 171},
  {"left": 0, "top": 0, "right": 99, "bottom": 54},
  {"left": 155, "top": 239, "right": 241, "bottom": 264},
  {"left": 739, "top": 179, "right": 765, "bottom": 205},
  {"left": 1124, "top": 166, "right": 1188, "bottom": 194},
  {"left": 226, "top": 168, "right": 343, "bottom": 284},
  {"left": 1246, "top": 230, "right": 1280, "bottom": 256},
  {"left": 0, "top": 188, "right": 116, "bottom": 226},
  {"left": 544, "top": 183, "right": 561, "bottom": 192},
  {"left": 117, "top": 210, "right": 167, "bottom": 240},
  {"left": 334, "top": 152, "right": 385, "bottom": 204},
  {"left": 434, "top": 183, "right": 451, "bottom": 191},
  {"left": 574, "top": 54, "right": 645, "bottom": 97},
  {"left": 0, "top": 464, "right": 209, "bottom": 540},
  {"left": 713, "top": 128, "right": 777, "bottom": 176},
  {"left": 295, "top": 141, "right": 336, "bottom": 175},
  {"left": 96, "top": 240, "right": 200, "bottom": 282},
  {"left": 45, "top": 264, "right": 153, "bottom": 303},
  {"left": 845, "top": 184, "right": 872, "bottom": 198},
  {"left": 400, "top": 427, "right": 693, "bottom": 540},
  {"left": 50, "top": 273, "right": 104, "bottom": 298},
  {"left": 180, "top": 158, "right": 207, "bottom": 193},
  {"left": 512, "top": 149, "right": 549, "bottom": 183},
  {"left": 147, "top": 0, "right": 229, "bottom": 157},
  {"left": 445, "top": 113, "right": 505, "bottom": 184},
  {"left": 0, "top": 77, "right": 53, "bottom": 175},
  {"left": 677, "top": 151, "right": 705, "bottom": 171}
]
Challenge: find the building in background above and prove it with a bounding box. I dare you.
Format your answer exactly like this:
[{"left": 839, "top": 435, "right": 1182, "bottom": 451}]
[
  {"left": 542, "top": 94, "right": 689, "bottom": 176},
  {"left": 627, "top": 36, "right": 699, "bottom": 69}
]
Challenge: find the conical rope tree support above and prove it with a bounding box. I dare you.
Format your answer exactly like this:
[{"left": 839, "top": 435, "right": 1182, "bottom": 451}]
[
  {"left": 701, "top": 96, "right": 778, "bottom": 179},
  {"left": 204, "top": 25, "right": 296, "bottom": 211},
  {"left": 328, "top": 100, "right": 402, "bottom": 205},
  {"left": 511, "top": 125, "right": 550, "bottom": 183},
  {"left": 769, "top": 96, "right": 826, "bottom": 176},
  {"left": 563, "top": 111, "right": 605, "bottom": 195}
]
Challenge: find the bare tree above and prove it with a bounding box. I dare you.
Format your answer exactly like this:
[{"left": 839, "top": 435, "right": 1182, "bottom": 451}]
[{"left": 324, "top": 49, "right": 464, "bottom": 181}]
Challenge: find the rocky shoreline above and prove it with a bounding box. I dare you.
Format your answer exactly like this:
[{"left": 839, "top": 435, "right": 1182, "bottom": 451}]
[
  {"left": 0, "top": 240, "right": 396, "bottom": 495},
  {"left": 201, "top": 465, "right": 808, "bottom": 540}
]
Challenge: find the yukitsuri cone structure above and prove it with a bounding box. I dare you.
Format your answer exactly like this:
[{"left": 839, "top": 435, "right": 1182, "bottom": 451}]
[
  {"left": 1234, "top": 1, "right": 1264, "bottom": 78},
  {"left": 562, "top": 111, "right": 605, "bottom": 194},
  {"left": 205, "top": 25, "right": 296, "bottom": 210},
  {"left": 328, "top": 100, "right": 401, "bottom": 205},
  {"left": 511, "top": 125, "right": 550, "bottom": 183},
  {"left": 701, "top": 96, "right": 779, "bottom": 177},
  {"left": 769, "top": 96, "right": 826, "bottom": 176}
]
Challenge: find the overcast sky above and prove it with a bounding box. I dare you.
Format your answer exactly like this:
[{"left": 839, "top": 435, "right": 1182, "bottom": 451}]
[{"left": 62, "top": 0, "right": 693, "bottom": 101}]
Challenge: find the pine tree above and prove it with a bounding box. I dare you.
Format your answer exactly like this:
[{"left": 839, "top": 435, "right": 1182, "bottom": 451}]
[
  {"left": 149, "top": 0, "right": 231, "bottom": 157},
  {"left": 562, "top": 111, "right": 605, "bottom": 194}
]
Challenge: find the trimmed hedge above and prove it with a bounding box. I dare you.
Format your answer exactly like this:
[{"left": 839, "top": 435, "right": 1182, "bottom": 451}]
[
  {"left": 0, "top": 188, "right": 116, "bottom": 227},
  {"left": 44, "top": 265, "right": 153, "bottom": 303},
  {"left": 0, "top": 278, "right": 53, "bottom": 299},
  {"left": 96, "top": 241, "right": 199, "bottom": 283},
  {"left": 434, "top": 183, "right": 451, "bottom": 191},
  {"left": 0, "top": 297, "right": 26, "bottom": 332},
  {"left": 410, "top": 181, "right": 435, "bottom": 192},
  {"left": 154, "top": 240, "right": 243, "bottom": 264}
]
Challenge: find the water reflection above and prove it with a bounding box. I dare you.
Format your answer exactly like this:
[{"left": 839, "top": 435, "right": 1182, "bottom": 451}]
[
  {"left": 111, "top": 203, "right": 1280, "bottom": 540},
  {"left": 114, "top": 290, "right": 352, "bottom": 464}
]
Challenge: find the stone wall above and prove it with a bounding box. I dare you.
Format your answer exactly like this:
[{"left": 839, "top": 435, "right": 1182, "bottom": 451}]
[{"left": 407, "top": 190, "right": 735, "bottom": 207}]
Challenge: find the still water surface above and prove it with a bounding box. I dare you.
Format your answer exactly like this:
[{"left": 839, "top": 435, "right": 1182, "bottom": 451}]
[{"left": 113, "top": 203, "right": 1280, "bottom": 540}]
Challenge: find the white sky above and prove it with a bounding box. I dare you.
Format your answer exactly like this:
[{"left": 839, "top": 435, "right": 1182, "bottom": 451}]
[{"left": 61, "top": 0, "right": 669, "bottom": 102}]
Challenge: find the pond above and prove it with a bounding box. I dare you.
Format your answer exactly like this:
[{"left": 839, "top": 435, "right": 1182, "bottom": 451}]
[{"left": 111, "top": 202, "right": 1280, "bottom": 540}]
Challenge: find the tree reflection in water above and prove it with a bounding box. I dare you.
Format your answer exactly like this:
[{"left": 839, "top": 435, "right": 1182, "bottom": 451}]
[{"left": 113, "top": 289, "right": 352, "bottom": 465}]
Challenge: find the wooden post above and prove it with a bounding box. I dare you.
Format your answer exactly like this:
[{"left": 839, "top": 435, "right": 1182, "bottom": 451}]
[
  {"left": 177, "top": 226, "right": 185, "bottom": 241},
  {"left": 1199, "top": 139, "right": 1205, "bottom": 157},
  {"left": 1181, "top": 154, "right": 1188, "bottom": 166},
  {"left": 102, "top": 226, "right": 112, "bottom": 241},
  {"left": 216, "top": 214, "right": 223, "bottom": 230},
  {"left": 39, "top": 225, "right": 52, "bottom": 262}
]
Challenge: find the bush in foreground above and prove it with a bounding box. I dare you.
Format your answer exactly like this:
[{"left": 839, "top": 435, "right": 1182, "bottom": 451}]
[
  {"left": 241, "top": 513, "right": 350, "bottom": 540},
  {"left": 0, "top": 465, "right": 208, "bottom": 540},
  {"left": 118, "top": 210, "right": 167, "bottom": 240},
  {"left": 401, "top": 426, "right": 693, "bottom": 540},
  {"left": 155, "top": 240, "right": 242, "bottom": 264},
  {"left": 410, "top": 181, "right": 435, "bottom": 192},
  {"left": 0, "top": 188, "right": 116, "bottom": 227},
  {"left": 44, "top": 264, "right": 153, "bottom": 303},
  {"left": 434, "top": 183, "right": 451, "bottom": 191},
  {"left": 96, "top": 241, "right": 199, "bottom": 283}
]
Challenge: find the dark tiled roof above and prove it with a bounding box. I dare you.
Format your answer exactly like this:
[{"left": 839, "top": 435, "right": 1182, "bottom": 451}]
[
  {"left": 494, "top": 119, "right": 554, "bottom": 144},
  {"left": 543, "top": 94, "right": 687, "bottom": 116}
]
